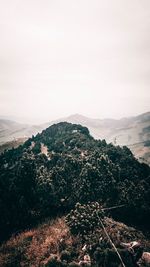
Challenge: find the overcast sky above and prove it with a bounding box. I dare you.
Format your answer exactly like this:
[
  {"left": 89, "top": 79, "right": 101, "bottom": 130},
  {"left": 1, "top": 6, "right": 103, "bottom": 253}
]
[{"left": 0, "top": 0, "right": 150, "bottom": 123}]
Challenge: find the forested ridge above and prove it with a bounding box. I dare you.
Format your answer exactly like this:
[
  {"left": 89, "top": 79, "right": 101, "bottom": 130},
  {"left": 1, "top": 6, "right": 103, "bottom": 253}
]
[{"left": 0, "top": 122, "right": 150, "bottom": 241}]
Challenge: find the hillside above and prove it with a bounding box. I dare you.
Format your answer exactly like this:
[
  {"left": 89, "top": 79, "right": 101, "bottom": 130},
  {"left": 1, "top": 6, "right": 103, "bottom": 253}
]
[
  {"left": 0, "top": 119, "right": 42, "bottom": 145},
  {"left": 0, "top": 122, "right": 150, "bottom": 243},
  {"left": 1, "top": 214, "right": 150, "bottom": 267},
  {"left": 0, "top": 137, "right": 27, "bottom": 154}
]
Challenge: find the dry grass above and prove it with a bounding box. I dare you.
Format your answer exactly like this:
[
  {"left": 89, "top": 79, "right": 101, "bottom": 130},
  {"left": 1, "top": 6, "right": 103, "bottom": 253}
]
[
  {"left": 0, "top": 216, "right": 150, "bottom": 267},
  {"left": 25, "top": 217, "right": 75, "bottom": 266},
  {"left": 0, "top": 217, "right": 80, "bottom": 267}
]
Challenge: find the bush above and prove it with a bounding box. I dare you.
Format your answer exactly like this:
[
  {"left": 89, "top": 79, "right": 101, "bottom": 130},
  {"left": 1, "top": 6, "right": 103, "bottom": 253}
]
[{"left": 66, "top": 202, "right": 104, "bottom": 235}]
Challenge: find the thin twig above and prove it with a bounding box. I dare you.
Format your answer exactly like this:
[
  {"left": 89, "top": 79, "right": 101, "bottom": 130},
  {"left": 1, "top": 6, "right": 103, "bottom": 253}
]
[{"left": 102, "top": 204, "right": 126, "bottom": 211}]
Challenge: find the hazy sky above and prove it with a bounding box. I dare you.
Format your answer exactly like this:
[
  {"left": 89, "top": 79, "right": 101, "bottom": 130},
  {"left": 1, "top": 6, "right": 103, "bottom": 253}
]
[{"left": 0, "top": 0, "right": 150, "bottom": 123}]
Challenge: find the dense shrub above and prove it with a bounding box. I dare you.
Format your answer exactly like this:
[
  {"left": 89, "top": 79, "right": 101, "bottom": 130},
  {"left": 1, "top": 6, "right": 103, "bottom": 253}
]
[{"left": 66, "top": 202, "right": 104, "bottom": 235}]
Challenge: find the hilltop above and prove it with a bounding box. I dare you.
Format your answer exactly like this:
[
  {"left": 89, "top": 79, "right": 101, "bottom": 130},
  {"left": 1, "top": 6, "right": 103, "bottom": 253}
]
[
  {"left": 48, "top": 112, "right": 150, "bottom": 165},
  {"left": 0, "top": 122, "right": 150, "bottom": 242},
  {"left": 0, "top": 112, "right": 150, "bottom": 164}
]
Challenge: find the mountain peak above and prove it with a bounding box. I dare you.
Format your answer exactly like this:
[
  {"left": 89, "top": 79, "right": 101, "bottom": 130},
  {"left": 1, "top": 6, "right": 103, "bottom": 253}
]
[{"left": 67, "top": 113, "right": 90, "bottom": 120}]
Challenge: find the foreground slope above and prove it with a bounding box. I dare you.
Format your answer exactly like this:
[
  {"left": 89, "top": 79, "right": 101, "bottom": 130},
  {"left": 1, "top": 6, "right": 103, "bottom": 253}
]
[
  {"left": 0, "top": 122, "right": 150, "bottom": 241},
  {"left": 0, "top": 215, "right": 150, "bottom": 267}
]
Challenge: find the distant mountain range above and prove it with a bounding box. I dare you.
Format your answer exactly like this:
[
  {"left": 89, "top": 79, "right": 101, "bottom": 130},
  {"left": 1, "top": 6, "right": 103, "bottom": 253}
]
[
  {"left": 0, "top": 119, "right": 43, "bottom": 145},
  {"left": 0, "top": 112, "right": 150, "bottom": 164}
]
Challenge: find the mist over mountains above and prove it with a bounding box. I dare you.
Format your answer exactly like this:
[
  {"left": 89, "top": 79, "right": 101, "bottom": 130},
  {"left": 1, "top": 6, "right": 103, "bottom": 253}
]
[
  {"left": 0, "top": 119, "right": 43, "bottom": 145},
  {"left": 0, "top": 112, "right": 150, "bottom": 164}
]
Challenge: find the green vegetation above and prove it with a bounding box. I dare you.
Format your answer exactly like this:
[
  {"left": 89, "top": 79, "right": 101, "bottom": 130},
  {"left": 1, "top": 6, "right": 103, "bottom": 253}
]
[
  {"left": 0, "top": 122, "right": 150, "bottom": 241},
  {"left": 66, "top": 202, "right": 104, "bottom": 235}
]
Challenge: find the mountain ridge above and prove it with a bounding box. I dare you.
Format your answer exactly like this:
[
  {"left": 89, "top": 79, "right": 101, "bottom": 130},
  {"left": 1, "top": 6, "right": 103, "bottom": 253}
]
[{"left": 0, "top": 111, "right": 150, "bottom": 164}]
